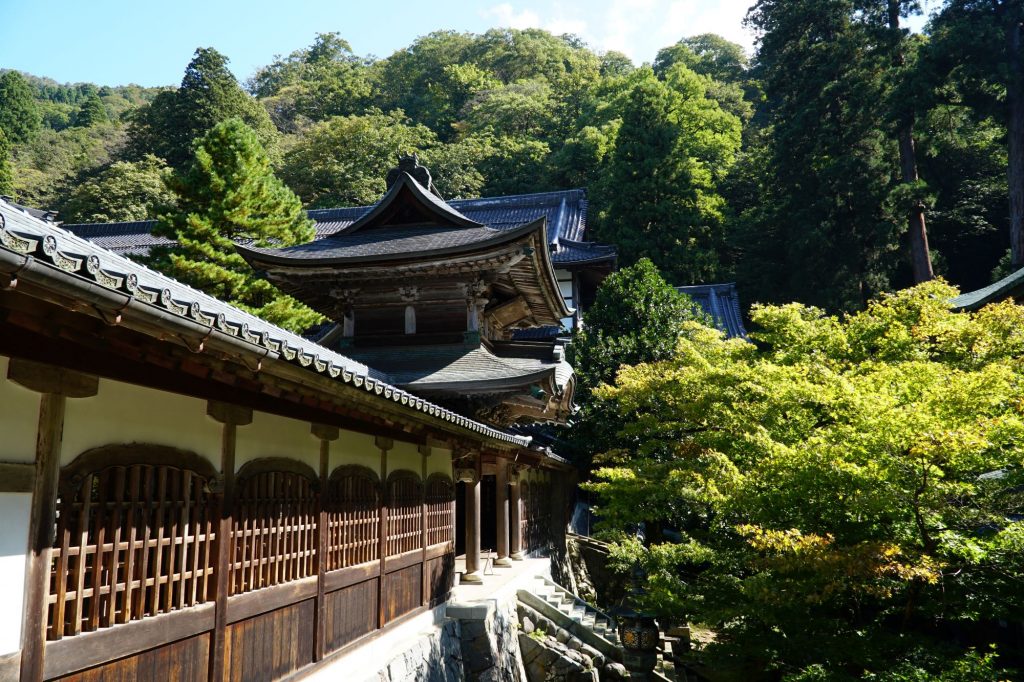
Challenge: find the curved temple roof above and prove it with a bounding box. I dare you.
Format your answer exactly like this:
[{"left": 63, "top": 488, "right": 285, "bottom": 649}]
[{"left": 0, "top": 199, "right": 531, "bottom": 447}]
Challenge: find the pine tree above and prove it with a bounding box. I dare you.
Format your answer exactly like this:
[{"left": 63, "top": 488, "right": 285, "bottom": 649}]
[
  {"left": 149, "top": 118, "right": 321, "bottom": 332},
  {"left": 0, "top": 70, "right": 41, "bottom": 143}
]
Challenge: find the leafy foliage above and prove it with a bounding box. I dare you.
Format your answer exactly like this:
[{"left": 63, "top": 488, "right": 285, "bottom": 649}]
[
  {"left": 149, "top": 119, "right": 321, "bottom": 332},
  {"left": 59, "top": 155, "right": 174, "bottom": 223},
  {"left": 585, "top": 281, "right": 1024, "bottom": 678}
]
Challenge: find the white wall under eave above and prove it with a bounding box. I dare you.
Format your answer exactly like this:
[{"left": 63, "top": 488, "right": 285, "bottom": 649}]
[
  {"left": 0, "top": 355, "right": 42, "bottom": 464},
  {"left": 61, "top": 378, "right": 222, "bottom": 468},
  {"left": 234, "top": 411, "right": 319, "bottom": 473},
  {"left": 387, "top": 440, "right": 422, "bottom": 478},
  {"left": 0, "top": 492, "right": 30, "bottom": 656},
  {"left": 331, "top": 431, "right": 382, "bottom": 476},
  {"left": 426, "top": 447, "right": 453, "bottom": 478}
]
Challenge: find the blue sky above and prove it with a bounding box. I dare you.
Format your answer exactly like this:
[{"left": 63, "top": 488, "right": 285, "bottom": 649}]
[{"left": 0, "top": 0, "right": 934, "bottom": 87}]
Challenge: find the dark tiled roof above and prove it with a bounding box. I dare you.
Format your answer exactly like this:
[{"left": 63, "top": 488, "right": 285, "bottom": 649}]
[
  {"left": 951, "top": 267, "right": 1024, "bottom": 311},
  {"left": 511, "top": 325, "right": 563, "bottom": 341},
  {"left": 343, "top": 343, "right": 572, "bottom": 392},
  {"left": 63, "top": 188, "right": 608, "bottom": 266},
  {"left": 0, "top": 199, "right": 530, "bottom": 447},
  {"left": 240, "top": 222, "right": 538, "bottom": 264},
  {"left": 677, "top": 283, "right": 748, "bottom": 339}
]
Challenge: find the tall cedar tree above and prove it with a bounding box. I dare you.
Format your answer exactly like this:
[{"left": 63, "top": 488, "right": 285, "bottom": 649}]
[
  {"left": 597, "top": 68, "right": 740, "bottom": 285},
  {"left": 149, "top": 119, "right": 322, "bottom": 332},
  {"left": 128, "top": 48, "right": 276, "bottom": 170},
  {"left": 929, "top": 1, "right": 1024, "bottom": 270},
  {"left": 565, "top": 258, "right": 709, "bottom": 469},
  {"left": 0, "top": 71, "right": 41, "bottom": 143},
  {"left": 74, "top": 93, "right": 107, "bottom": 127},
  {"left": 740, "top": 0, "right": 900, "bottom": 311}
]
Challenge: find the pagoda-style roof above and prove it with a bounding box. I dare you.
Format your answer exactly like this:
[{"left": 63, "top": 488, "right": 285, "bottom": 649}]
[
  {"left": 238, "top": 169, "right": 573, "bottom": 333},
  {"left": 343, "top": 341, "right": 574, "bottom": 425},
  {"left": 63, "top": 188, "right": 608, "bottom": 266}
]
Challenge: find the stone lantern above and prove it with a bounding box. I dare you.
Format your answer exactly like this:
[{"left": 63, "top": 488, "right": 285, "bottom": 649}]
[{"left": 615, "top": 562, "right": 660, "bottom": 679}]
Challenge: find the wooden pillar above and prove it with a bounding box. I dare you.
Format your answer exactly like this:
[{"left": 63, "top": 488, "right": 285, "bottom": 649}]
[
  {"left": 419, "top": 445, "right": 430, "bottom": 606},
  {"left": 494, "top": 457, "right": 512, "bottom": 567},
  {"left": 457, "top": 455, "right": 482, "bottom": 584},
  {"left": 10, "top": 360, "right": 98, "bottom": 682},
  {"left": 375, "top": 437, "right": 393, "bottom": 628},
  {"left": 509, "top": 465, "right": 524, "bottom": 561},
  {"left": 311, "top": 423, "right": 339, "bottom": 662},
  {"left": 206, "top": 400, "right": 252, "bottom": 682}
]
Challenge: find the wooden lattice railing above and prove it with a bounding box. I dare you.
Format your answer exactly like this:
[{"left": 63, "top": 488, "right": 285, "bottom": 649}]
[
  {"left": 425, "top": 474, "right": 454, "bottom": 547},
  {"left": 325, "top": 465, "right": 380, "bottom": 570},
  {"left": 386, "top": 471, "right": 423, "bottom": 557}
]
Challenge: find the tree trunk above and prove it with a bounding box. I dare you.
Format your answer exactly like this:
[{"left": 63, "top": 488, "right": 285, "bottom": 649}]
[
  {"left": 890, "top": 0, "right": 934, "bottom": 282},
  {"left": 1008, "top": 13, "right": 1024, "bottom": 269}
]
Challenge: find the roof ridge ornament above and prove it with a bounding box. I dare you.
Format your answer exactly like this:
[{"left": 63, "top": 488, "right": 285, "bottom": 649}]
[{"left": 386, "top": 153, "right": 441, "bottom": 197}]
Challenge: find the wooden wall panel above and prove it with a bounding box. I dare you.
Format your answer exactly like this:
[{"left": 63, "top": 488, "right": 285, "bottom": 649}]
[
  {"left": 382, "top": 565, "right": 422, "bottom": 625},
  {"left": 424, "top": 554, "right": 454, "bottom": 606},
  {"left": 323, "top": 579, "right": 377, "bottom": 652},
  {"left": 53, "top": 632, "right": 209, "bottom": 682},
  {"left": 224, "top": 600, "right": 314, "bottom": 682}
]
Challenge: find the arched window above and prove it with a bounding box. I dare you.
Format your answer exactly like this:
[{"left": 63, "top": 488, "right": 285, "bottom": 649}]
[
  {"left": 386, "top": 470, "right": 423, "bottom": 557},
  {"left": 231, "top": 459, "right": 319, "bottom": 595},
  {"left": 49, "top": 445, "right": 218, "bottom": 639},
  {"left": 325, "top": 465, "right": 380, "bottom": 570},
  {"left": 425, "top": 474, "right": 454, "bottom": 548}
]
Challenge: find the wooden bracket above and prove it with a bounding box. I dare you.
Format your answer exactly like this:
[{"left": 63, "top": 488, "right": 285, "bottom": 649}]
[
  {"left": 206, "top": 400, "right": 253, "bottom": 426},
  {"left": 7, "top": 358, "right": 98, "bottom": 398},
  {"left": 311, "top": 423, "right": 340, "bottom": 441}
]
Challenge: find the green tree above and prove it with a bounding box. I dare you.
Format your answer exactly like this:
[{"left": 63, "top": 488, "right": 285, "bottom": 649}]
[
  {"left": 249, "top": 33, "right": 372, "bottom": 131},
  {"left": 278, "top": 110, "right": 438, "bottom": 207},
  {"left": 737, "top": 0, "right": 901, "bottom": 311},
  {"left": 597, "top": 67, "right": 741, "bottom": 285},
  {"left": 149, "top": 119, "right": 321, "bottom": 332},
  {"left": 586, "top": 280, "right": 1024, "bottom": 679},
  {"left": 73, "top": 93, "right": 107, "bottom": 127},
  {"left": 929, "top": 1, "right": 1024, "bottom": 269},
  {"left": 0, "top": 129, "right": 14, "bottom": 196},
  {"left": 0, "top": 70, "right": 42, "bottom": 143},
  {"left": 128, "top": 48, "right": 276, "bottom": 169},
  {"left": 564, "top": 258, "right": 709, "bottom": 468},
  {"left": 59, "top": 155, "right": 174, "bottom": 223}
]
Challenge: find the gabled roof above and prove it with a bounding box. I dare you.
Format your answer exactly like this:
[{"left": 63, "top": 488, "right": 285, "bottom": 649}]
[
  {"left": 951, "top": 267, "right": 1024, "bottom": 312},
  {"left": 677, "top": 283, "right": 748, "bottom": 339},
  {"left": 62, "top": 188, "right": 606, "bottom": 266},
  {"left": 0, "top": 199, "right": 530, "bottom": 447},
  {"left": 337, "top": 172, "right": 482, "bottom": 233}
]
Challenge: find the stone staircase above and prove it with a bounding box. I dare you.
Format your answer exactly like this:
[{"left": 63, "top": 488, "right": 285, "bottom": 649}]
[{"left": 517, "top": 575, "right": 622, "bottom": 663}]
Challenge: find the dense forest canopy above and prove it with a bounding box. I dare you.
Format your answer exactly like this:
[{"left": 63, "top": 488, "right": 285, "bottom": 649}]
[{"left": 0, "top": 3, "right": 1020, "bottom": 312}]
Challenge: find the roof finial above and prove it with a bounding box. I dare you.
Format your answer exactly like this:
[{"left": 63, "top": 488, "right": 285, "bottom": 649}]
[{"left": 385, "top": 152, "right": 441, "bottom": 197}]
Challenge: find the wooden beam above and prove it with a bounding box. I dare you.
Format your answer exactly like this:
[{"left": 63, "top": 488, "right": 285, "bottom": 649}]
[
  {"left": 495, "top": 456, "right": 511, "bottom": 566},
  {"left": 207, "top": 400, "right": 247, "bottom": 682},
  {"left": 311, "top": 423, "right": 338, "bottom": 663},
  {"left": 0, "top": 462, "right": 33, "bottom": 493},
  {"left": 19, "top": 393, "right": 66, "bottom": 682}
]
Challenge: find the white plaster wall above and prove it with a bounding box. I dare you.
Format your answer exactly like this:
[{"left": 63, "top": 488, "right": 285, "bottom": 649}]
[
  {"left": 387, "top": 440, "right": 422, "bottom": 478},
  {"left": 61, "top": 379, "right": 222, "bottom": 468},
  {"left": 234, "top": 411, "right": 319, "bottom": 472},
  {"left": 0, "top": 492, "right": 30, "bottom": 655},
  {"left": 0, "top": 356, "right": 42, "bottom": 464},
  {"left": 426, "top": 447, "right": 453, "bottom": 478},
  {"left": 331, "top": 431, "right": 381, "bottom": 476}
]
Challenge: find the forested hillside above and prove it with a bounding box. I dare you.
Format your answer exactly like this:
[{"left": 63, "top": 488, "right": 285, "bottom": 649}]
[{"left": 0, "top": 0, "right": 1019, "bottom": 312}]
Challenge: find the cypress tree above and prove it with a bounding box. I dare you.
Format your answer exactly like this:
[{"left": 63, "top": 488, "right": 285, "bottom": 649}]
[
  {"left": 74, "top": 93, "right": 107, "bottom": 127},
  {"left": 149, "top": 118, "right": 321, "bottom": 332}
]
